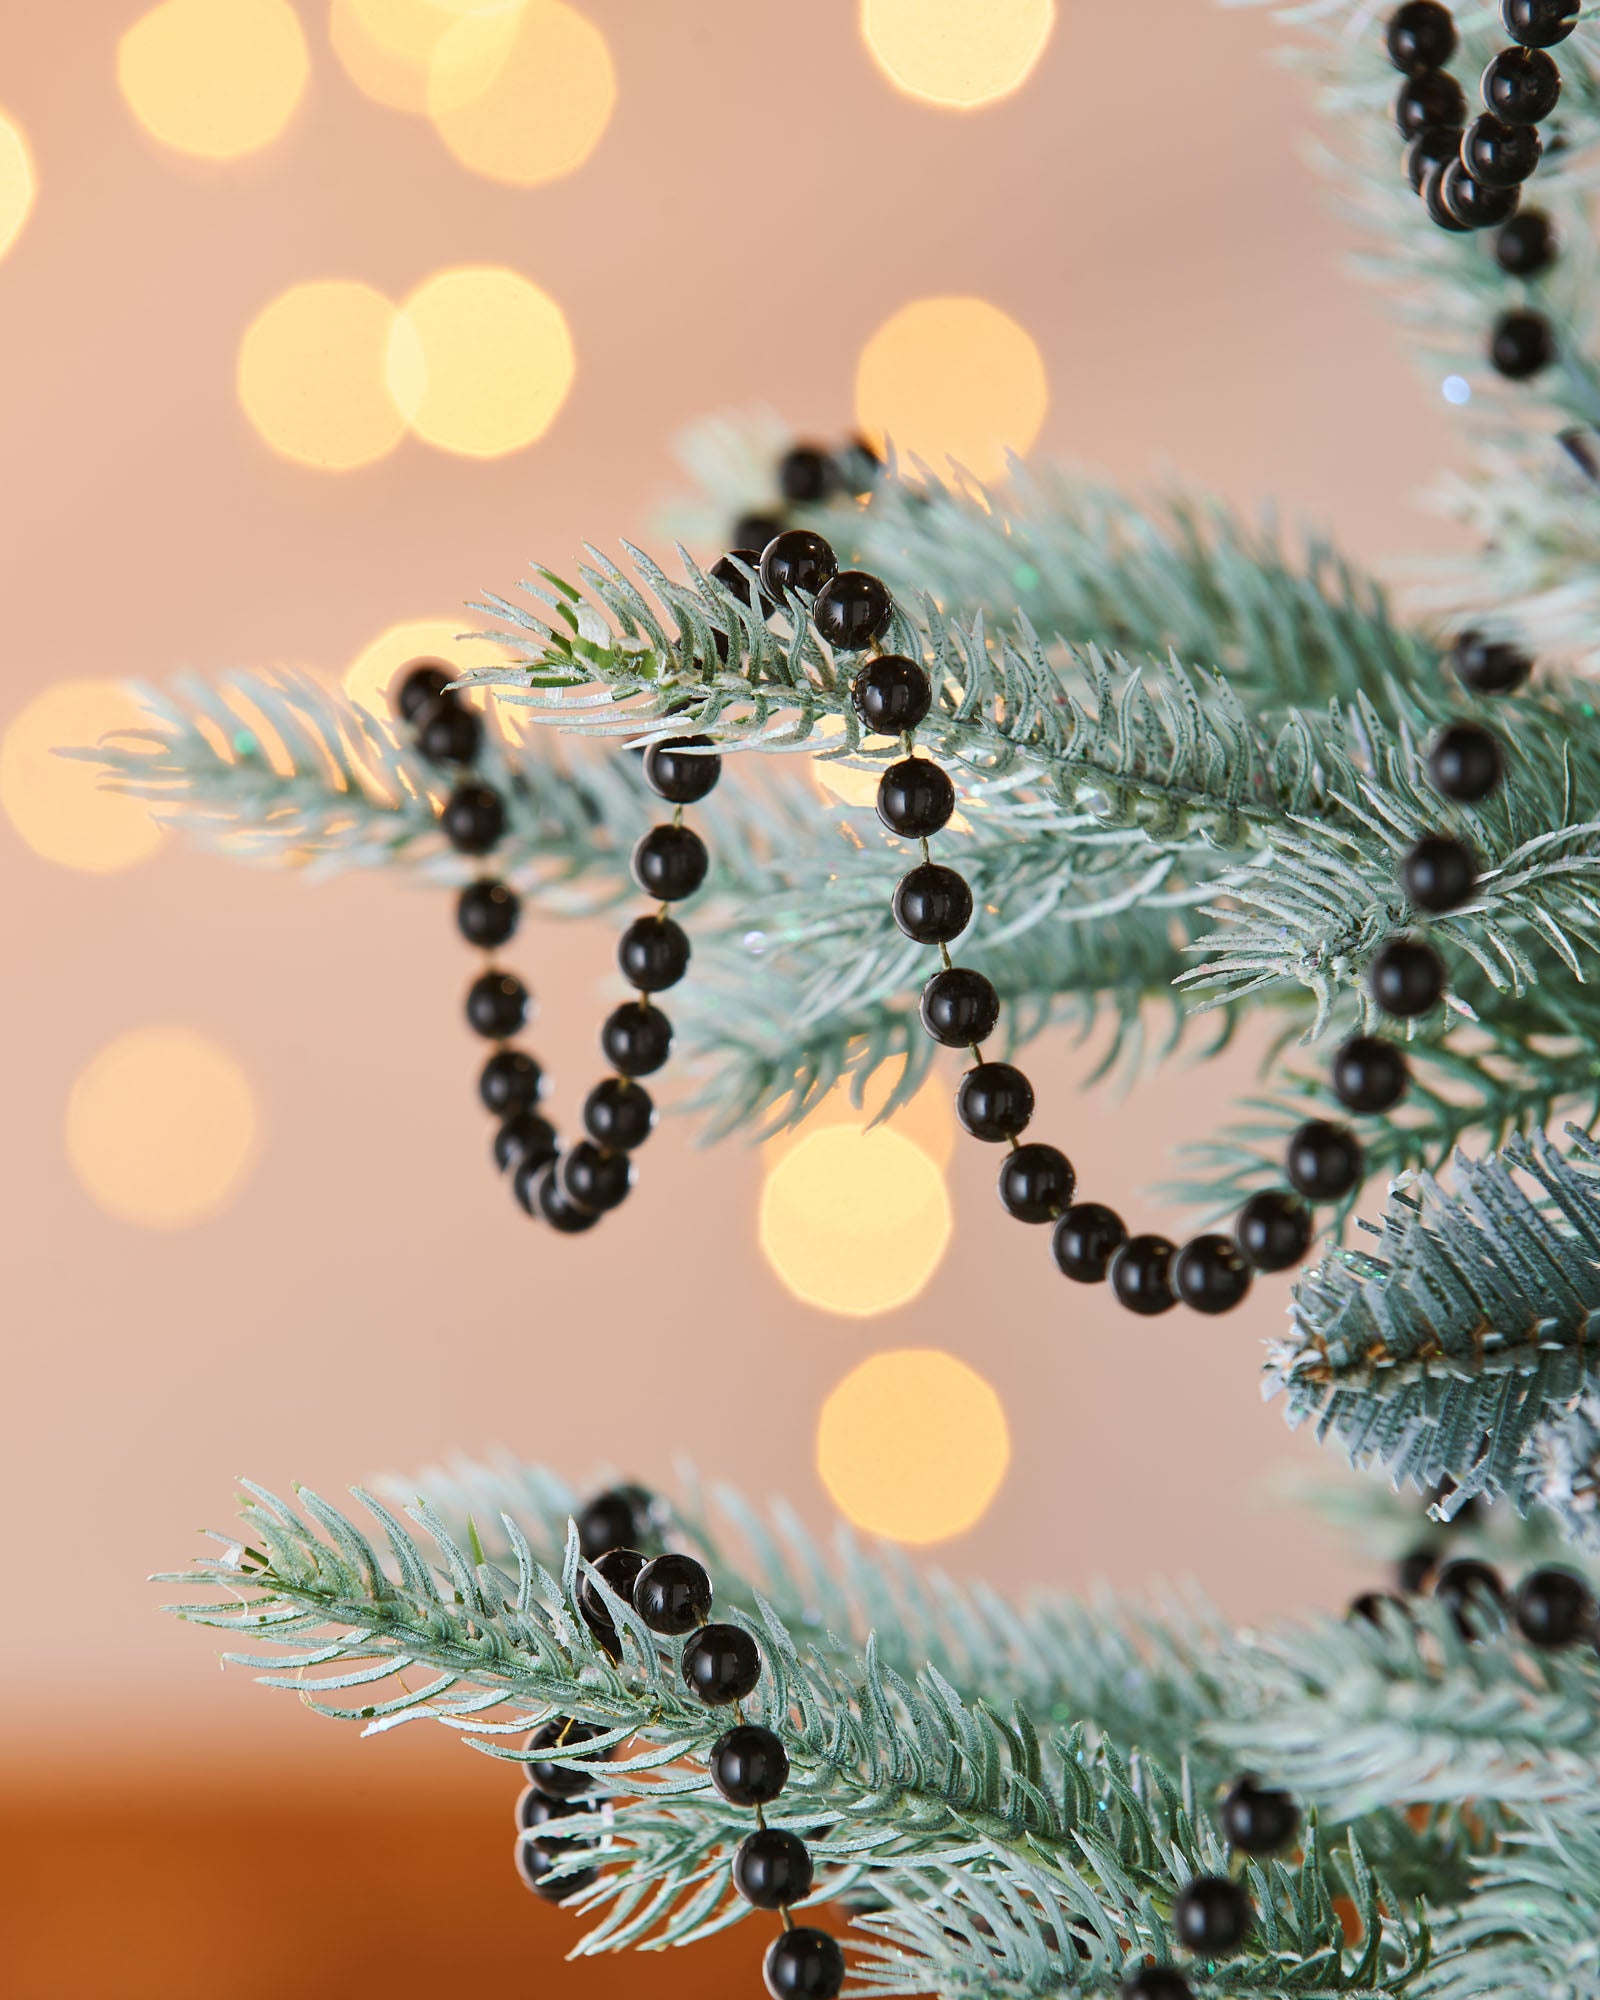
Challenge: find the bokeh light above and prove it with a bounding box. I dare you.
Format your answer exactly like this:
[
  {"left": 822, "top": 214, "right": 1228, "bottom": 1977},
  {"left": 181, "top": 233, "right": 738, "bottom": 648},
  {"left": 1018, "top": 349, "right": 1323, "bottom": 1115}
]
[
  {"left": 763, "top": 1064, "right": 956, "bottom": 1170},
  {"left": 238, "top": 279, "right": 407, "bottom": 470},
  {"left": 856, "top": 295, "right": 1048, "bottom": 485},
  {"left": 387, "top": 267, "right": 575, "bottom": 458},
  {"left": 860, "top": 0, "right": 1055, "bottom": 110},
  {"left": 1, "top": 681, "right": 168, "bottom": 873},
  {"left": 329, "top": 0, "right": 523, "bottom": 118},
  {"left": 817, "top": 1348, "right": 1010, "bottom": 1544},
  {"left": 343, "top": 617, "right": 514, "bottom": 722},
  {"left": 427, "top": 0, "right": 615, "bottom": 185},
  {"left": 760, "top": 1125, "right": 951, "bottom": 1317},
  {"left": 118, "top": 0, "right": 310, "bottom": 159},
  {"left": 0, "top": 110, "right": 36, "bottom": 261},
  {"left": 66, "top": 1027, "right": 259, "bottom": 1229}
]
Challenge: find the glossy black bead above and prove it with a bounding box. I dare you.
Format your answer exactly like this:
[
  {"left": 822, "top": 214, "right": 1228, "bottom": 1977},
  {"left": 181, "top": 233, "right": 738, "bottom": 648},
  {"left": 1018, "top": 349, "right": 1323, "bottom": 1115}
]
[
  {"left": 1219, "top": 1777, "right": 1300, "bottom": 1855},
  {"left": 853, "top": 654, "right": 932, "bottom": 735},
  {"left": 441, "top": 781, "right": 505, "bottom": 855},
  {"left": 583, "top": 1077, "right": 655, "bottom": 1151},
  {"left": 1441, "top": 159, "right": 1520, "bottom": 229},
  {"left": 1173, "top": 1875, "right": 1252, "bottom": 1954},
  {"left": 893, "top": 863, "right": 972, "bottom": 944},
  {"left": 643, "top": 735, "right": 722, "bottom": 804},
  {"left": 601, "top": 1001, "right": 673, "bottom": 1077},
  {"left": 921, "top": 966, "right": 1000, "bottom": 1048},
  {"left": 1403, "top": 833, "right": 1478, "bottom": 913},
  {"left": 632, "top": 824, "right": 708, "bottom": 902},
  {"left": 710, "top": 549, "right": 774, "bottom": 616},
  {"left": 1463, "top": 112, "right": 1543, "bottom": 187},
  {"left": 837, "top": 433, "right": 882, "bottom": 495},
  {"left": 1502, "top": 0, "right": 1579, "bottom": 48},
  {"left": 813, "top": 570, "right": 894, "bottom": 651},
  {"left": 516, "top": 1784, "right": 600, "bottom": 1832},
  {"left": 759, "top": 528, "right": 838, "bottom": 602},
  {"left": 1370, "top": 936, "right": 1446, "bottom": 1018},
  {"left": 1482, "top": 45, "right": 1562, "bottom": 122},
  {"left": 577, "top": 1485, "right": 657, "bottom": 1560},
  {"left": 1429, "top": 722, "right": 1503, "bottom": 801},
  {"left": 1332, "top": 1035, "right": 1409, "bottom": 1114},
  {"left": 764, "top": 1928, "right": 844, "bottom": 2000},
  {"left": 681, "top": 1622, "right": 761, "bottom": 1704},
  {"left": 778, "top": 444, "right": 837, "bottom": 505},
  {"left": 481, "top": 1047, "right": 542, "bottom": 1118},
  {"left": 415, "top": 695, "right": 483, "bottom": 766},
  {"left": 1234, "top": 1190, "right": 1313, "bottom": 1272},
  {"left": 1434, "top": 1556, "right": 1506, "bottom": 1637},
  {"left": 1348, "top": 1589, "right": 1411, "bottom": 1627},
  {"left": 1406, "top": 125, "right": 1464, "bottom": 193},
  {"left": 709, "top": 1723, "right": 789, "bottom": 1805},
  {"left": 523, "top": 1718, "right": 608, "bottom": 1798},
  {"left": 456, "top": 878, "right": 520, "bottom": 949},
  {"left": 1422, "top": 158, "right": 1472, "bottom": 231},
  {"left": 394, "top": 661, "right": 456, "bottom": 722},
  {"left": 530, "top": 1162, "right": 601, "bottom": 1234},
  {"left": 877, "top": 757, "right": 955, "bottom": 837},
  {"left": 735, "top": 1829, "right": 813, "bottom": 1910},
  {"left": 1491, "top": 308, "right": 1556, "bottom": 378},
  {"left": 562, "top": 1141, "right": 633, "bottom": 1214},
  {"left": 466, "top": 969, "right": 529, "bottom": 1039},
  {"left": 514, "top": 1839, "right": 599, "bottom": 1900},
  {"left": 1120, "top": 1972, "right": 1193, "bottom": 2000},
  {"left": 1110, "top": 1235, "right": 1177, "bottom": 1316},
  {"left": 1052, "top": 1202, "right": 1127, "bottom": 1282},
  {"left": 1514, "top": 1565, "right": 1594, "bottom": 1648},
  {"left": 631, "top": 1551, "right": 711, "bottom": 1635},
  {"left": 1286, "top": 1119, "right": 1363, "bottom": 1200},
  {"left": 997, "top": 1142, "right": 1075, "bottom": 1223},
  {"left": 1395, "top": 1543, "right": 1438, "bottom": 1595},
  {"left": 956, "top": 1062, "right": 1034, "bottom": 1142},
  {"left": 495, "top": 1110, "right": 558, "bottom": 1176},
  {"left": 1496, "top": 208, "right": 1557, "bottom": 274},
  {"left": 1450, "top": 631, "right": 1533, "bottom": 694},
  {"left": 618, "top": 914, "right": 690, "bottom": 992},
  {"left": 1172, "top": 1234, "right": 1253, "bottom": 1315},
  {"left": 578, "top": 1545, "right": 647, "bottom": 1647},
  {"left": 1386, "top": 0, "right": 1457, "bottom": 70},
  {"left": 734, "top": 512, "right": 784, "bottom": 554},
  {"left": 1396, "top": 68, "right": 1465, "bottom": 138}
]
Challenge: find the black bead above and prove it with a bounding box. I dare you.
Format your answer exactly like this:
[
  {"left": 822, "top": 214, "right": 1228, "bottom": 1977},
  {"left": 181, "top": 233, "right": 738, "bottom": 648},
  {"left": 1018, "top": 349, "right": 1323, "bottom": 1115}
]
[
  {"left": 837, "top": 433, "right": 882, "bottom": 495},
  {"left": 709, "top": 1723, "right": 789, "bottom": 1805},
  {"left": 893, "top": 863, "right": 972, "bottom": 944},
  {"left": 710, "top": 549, "right": 775, "bottom": 617},
  {"left": 578, "top": 1545, "right": 647, "bottom": 1647},
  {"left": 1482, "top": 45, "right": 1562, "bottom": 123},
  {"left": 1513, "top": 1565, "right": 1594, "bottom": 1647},
  {"left": 1386, "top": 1, "right": 1457, "bottom": 70},
  {"left": 956, "top": 1061, "right": 1034, "bottom": 1142},
  {"left": 681, "top": 1622, "right": 761, "bottom": 1704},
  {"left": 514, "top": 1840, "right": 599, "bottom": 1900},
  {"left": 618, "top": 914, "right": 691, "bottom": 992},
  {"left": 1396, "top": 1543, "right": 1440, "bottom": 1594},
  {"left": 529, "top": 1161, "right": 601, "bottom": 1233},
  {"left": 1449, "top": 630, "right": 1533, "bottom": 694},
  {"left": 441, "top": 781, "right": 505, "bottom": 855},
  {"left": 1406, "top": 125, "right": 1465, "bottom": 192},
  {"left": 813, "top": 570, "right": 894, "bottom": 651},
  {"left": 1109, "top": 1235, "right": 1177, "bottom": 1316},
  {"left": 764, "top": 1929, "right": 845, "bottom": 2000},
  {"left": 480, "top": 1047, "right": 542, "bottom": 1117},
  {"left": 495, "top": 1110, "right": 558, "bottom": 1176},
  {"left": 1331, "top": 1035, "right": 1409, "bottom": 1114},
  {"left": 1434, "top": 1556, "right": 1506, "bottom": 1637},
  {"left": 920, "top": 966, "right": 1000, "bottom": 1047},
  {"left": 1402, "top": 833, "right": 1478, "bottom": 913},
  {"left": 643, "top": 734, "right": 722, "bottom": 804},
  {"left": 523, "top": 1718, "right": 608, "bottom": 1798},
  {"left": 1172, "top": 1234, "right": 1253, "bottom": 1315},
  {"left": 853, "top": 655, "right": 932, "bottom": 735},
  {"left": 1219, "top": 1777, "right": 1299, "bottom": 1855},
  {"left": 1286, "top": 1119, "right": 1363, "bottom": 1200},
  {"left": 577, "top": 1486, "right": 656, "bottom": 1560},
  {"left": 735, "top": 1829, "right": 814, "bottom": 1910},
  {"left": 1441, "top": 159, "right": 1520, "bottom": 229},
  {"left": 456, "top": 878, "right": 521, "bottom": 949},
  {"left": 583, "top": 1077, "right": 655, "bottom": 1151},
  {"left": 1396, "top": 68, "right": 1465, "bottom": 137},
  {"left": 759, "top": 529, "right": 838, "bottom": 602},
  {"left": 877, "top": 757, "right": 955, "bottom": 837},
  {"left": 562, "top": 1141, "right": 633, "bottom": 1214},
  {"left": 466, "top": 969, "right": 529, "bottom": 1040},
  {"left": 632, "top": 823, "right": 708, "bottom": 901},
  {"left": 1496, "top": 208, "right": 1557, "bottom": 274},
  {"left": 1421, "top": 158, "right": 1472, "bottom": 232},
  {"left": 734, "top": 512, "right": 784, "bottom": 555},
  {"left": 415, "top": 695, "right": 483, "bottom": 767},
  {"left": 1052, "top": 1202, "right": 1127, "bottom": 1282},
  {"left": 632, "top": 1551, "right": 712, "bottom": 1634},
  {"left": 778, "top": 444, "right": 837, "bottom": 504},
  {"left": 1491, "top": 308, "right": 1556, "bottom": 378},
  {"left": 601, "top": 1001, "right": 673, "bottom": 1077},
  {"left": 1502, "top": 0, "right": 1579, "bottom": 49},
  {"left": 997, "top": 1142, "right": 1076, "bottom": 1223},
  {"left": 1121, "top": 1972, "right": 1193, "bottom": 2000},
  {"left": 395, "top": 661, "right": 456, "bottom": 722},
  {"left": 1370, "top": 936, "right": 1446, "bottom": 1018},
  {"left": 1234, "top": 1190, "right": 1313, "bottom": 1272},
  {"left": 1429, "top": 722, "right": 1503, "bottom": 801},
  {"left": 1348, "top": 1590, "right": 1411, "bottom": 1627},
  {"left": 516, "top": 1784, "right": 600, "bottom": 1832},
  {"left": 1463, "top": 113, "right": 1543, "bottom": 187},
  {"left": 1173, "top": 1875, "right": 1251, "bottom": 1954}
]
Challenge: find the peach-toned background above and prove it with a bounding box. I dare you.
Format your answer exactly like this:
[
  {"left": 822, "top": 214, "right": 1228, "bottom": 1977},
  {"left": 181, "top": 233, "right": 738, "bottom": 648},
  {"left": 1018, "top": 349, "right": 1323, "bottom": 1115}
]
[{"left": 0, "top": 2, "right": 1469, "bottom": 1989}]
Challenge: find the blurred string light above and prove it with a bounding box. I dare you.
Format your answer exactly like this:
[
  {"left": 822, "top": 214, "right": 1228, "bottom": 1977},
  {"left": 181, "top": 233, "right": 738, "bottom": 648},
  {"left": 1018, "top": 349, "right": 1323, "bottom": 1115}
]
[
  {"left": 0, "top": 110, "right": 36, "bottom": 260},
  {"left": 118, "top": 0, "right": 310, "bottom": 159},
  {"left": 328, "top": 0, "right": 522, "bottom": 117},
  {"left": 860, "top": 0, "right": 1055, "bottom": 110},
  {"left": 1, "top": 682, "right": 168, "bottom": 873},
  {"left": 386, "top": 267, "right": 576, "bottom": 457},
  {"left": 816, "top": 1348, "right": 1010, "bottom": 1544},
  {"left": 66, "top": 1027, "right": 259, "bottom": 1229},
  {"left": 856, "top": 295, "right": 1048, "bottom": 486},
  {"left": 238, "top": 279, "right": 410, "bottom": 469}
]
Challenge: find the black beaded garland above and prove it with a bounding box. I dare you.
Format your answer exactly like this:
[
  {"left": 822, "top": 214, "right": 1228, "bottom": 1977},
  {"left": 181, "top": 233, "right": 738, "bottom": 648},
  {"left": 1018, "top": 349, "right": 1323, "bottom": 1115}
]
[
  {"left": 632, "top": 823, "right": 709, "bottom": 901},
  {"left": 1422, "top": 159, "right": 1472, "bottom": 232},
  {"left": 1219, "top": 1777, "right": 1300, "bottom": 1855},
  {"left": 396, "top": 661, "right": 455, "bottom": 722},
  {"left": 1286, "top": 1119, "right": 1363, "bottom": 1201},
  {"left": 1502, "top": 0, "right": 1579, "bottom": 49},
  {"left": 1450, "top": 631, "right": 1533, "bottom": 695},
  {"left": 1495, "top": 208, "right": 1557, "bottom": 274},
  {"left": 921, "top": 966, "right": 1000, "bottom": 1047},
  {"left": 734, "top": 1828, "right": 814, "bottom": 1910},
  {"left": 734, "top": 512, "right": 784, "bottom": 556},
  {"left": 681, "top": 1623, "right": 762, "bottom": 1705},
  {"left": 1120, "top": 1971, "right": 1194, "bottom": 2000},
  {"left": 523, "top": 1717, "right": 608, "bottom": 1798},
  {"left": 1513, "top": 1565, "right": 1594, "bottom": 1647},
  {"left": 1429, "top": 722, "right": 1504, "bottom": 802},
  {"left": 1434, "top": 1556, "right": 1507, "bottom": 1636},
  {"left": 759, "top": 529, "right": 838, "bottom": 602},
  {"left": 1397, "top": 1544, "right": 1440, "bottom": 1595},
  {"left": 618, "top": 914, "right": 691, "bottom": 992},
  {"left": 456, "top": 878, "right": 521, "bottom": 948},
  {"left": 711, "top": 550, "right": 775, "bottom": 616},
  {"left": 515, "top": 1839, "right": 600, "bottom": 1900},
  {"left": 583, "top": 1077, "right": 655, "bottom": 1152},
  {"left": 893, "top": 863, "right": 973, "bottom": 944},
  {"left": 956, "top": 1062, "right": 1034, "bottom": 1142},
  {"left": 601, "top": 1000, "right": 674, "bottom": 1077},
  {"left": 1441, "top": 160, "right": 1520, "bottom": 230},
  {"left": 1386, "top": 0, "right": 1458, "bottom": 70},
  {"left": 763, "top": 1928, "right": 845, "bottom": 2000},
  {"left": 1463, "top": 112, "right": 1543, "bottom": 188},
  {"left": 466, "top": 969, "right": 529, "bottom": 1039},
  {"left": 778, "top": 444, "right": 837, "bottom": 505},
  {"left": 516, "top": 1784, "right": 600, "bottom": 1833},
  {"left": 1402, "top": 833, "right": 1478, "bottom": 912},
  {"left": 708, "top": 1723, "right": 790, "bottom": 1806},
  {"left": 813, "top": 570, "right": 894, "bottom": 651},
  {"left": 1173, "top": 1876, "right": 1252, "bottom": 1954},
  {"left": 1490, "top": 308, "right": 1556, "bottom": 379},
  {"left": 877, "top": 757, "right": 955, "bottom": 837},
  {"left": 494, "top": 1110, "right": 558, "bottom": 1175},
  {"left": 644, "top": 735, "right": 723, "bottom": 804},
  {"left": 1407, "top": 125, "right": 1465, "bottom": 193},
  {"left": 997, "top": 1142, "right": 1076, "bottom": 1224},
  {"left": 416, "top": 697, "right": 484, "bottom": 766},
  {"left": 533, "top": 1163, "right": 602, "bottom": 1234},
  {"left": 1234, "top": 1190, "right": 1313, "bottom": 1272},
  {"left": 480, "top": 1047, "right": 542, "bottom": 1117},
  {"left": 441, "top": 781, "right": 505, "bottom": 855},
  {"left": 853, "top": 655, "right": 932, "bottom": 734},
  {"left": 1370, "top": 936, "right": 1446, "bottom": 1018},
  {"left": 579, "top": 1545, "right": 648, "bottom": 1644},
  {"left": 632, "top": 1551, "right": 712, "bottom": 1635},
  {"left": 1348, "top": 1589, "right": 1412, "bottom": 1627},
  {"left": 562, "top": 1140, "right": 634, "bottom": 1214},
  {"left": 1172, "top": 1234, "right": 1253, "bottom": 1315},
  {"left": 1109, "top": 1235, "right": 1177, "bottom": 1316},
  {"left": 1397, "top": 69, "right": 1466, "bottom": 139},
  {"left": 1052, "top": 1201, "right": 1127, "bottom": 1283},
  {"left": 577, "top": 1485, "right": 657, "bottom": 1560},
  {"left": 1331, "top": 1035, "right": 1409, "bottom": 1114},
  {"left": 1482, "top": 45, "right": 1562, "bottom": 122}
]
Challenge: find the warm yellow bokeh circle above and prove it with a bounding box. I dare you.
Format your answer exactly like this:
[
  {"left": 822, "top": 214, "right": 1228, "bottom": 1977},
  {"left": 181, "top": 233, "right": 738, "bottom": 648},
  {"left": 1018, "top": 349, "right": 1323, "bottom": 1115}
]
[
  {"left": 861, "top": 0, "right": 1055, "bottom": 110},
  {"left": 817, "top": 1349, "right": 1010, "bottom": 1544},
  {"left": 855, "top": 295, "right": 1048, "bottom": 486},
  {"left": 387, "top": 267, "right": 576, "bottom": 457},
  {"left": 118, "top": 0, "right": 310, "bottom": 159},
  {"left": 0, "top": 110, "right": 36, "bottom": 261},
  {"left": 760, "top": 1125, "right": 951, "bottom": 1318},
  {"left": 329, "top": 0, "right": 524, "bottom": 118},
  {"left": 343, "top": 617, "right": 514, "bottom": 722},
  {"left": 428, "top": 0, "right": 615, "bottom": 185},
  {"left": 238, "top": 279, "right": 408, "bottom": 470},
  {"left": 1, "top": 681, "right": 168, "bottom": 873},
  {"left": 66, "top": 1027, "right": 260, "bottom": 1229},
  {"left": 762, "top": 1069, "right": 955, "bottom": 1172}
]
